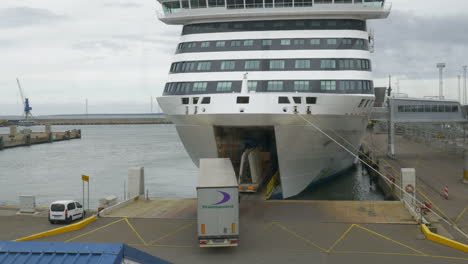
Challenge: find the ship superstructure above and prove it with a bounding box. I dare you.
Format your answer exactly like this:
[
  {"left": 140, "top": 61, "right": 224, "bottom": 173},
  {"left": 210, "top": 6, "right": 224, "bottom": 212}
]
[{"left": 156, "top": 0, "right": 390, "bottom": 198}]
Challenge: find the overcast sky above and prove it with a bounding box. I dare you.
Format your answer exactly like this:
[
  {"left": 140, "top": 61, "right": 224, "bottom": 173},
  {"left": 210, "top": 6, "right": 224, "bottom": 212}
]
[{"left": 1, "top": 0, "right": 467, "bottom": 115}]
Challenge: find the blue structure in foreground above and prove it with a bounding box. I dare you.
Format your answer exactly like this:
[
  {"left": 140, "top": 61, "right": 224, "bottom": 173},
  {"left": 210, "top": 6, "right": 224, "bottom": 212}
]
[{"left": 0, "top": 241, "right": 172, "bottom": 264}]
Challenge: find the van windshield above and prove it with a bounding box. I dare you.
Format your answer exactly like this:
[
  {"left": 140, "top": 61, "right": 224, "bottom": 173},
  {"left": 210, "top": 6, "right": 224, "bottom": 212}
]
[{"left": 51, "top": 204, "right": 65, "bottom": 212}]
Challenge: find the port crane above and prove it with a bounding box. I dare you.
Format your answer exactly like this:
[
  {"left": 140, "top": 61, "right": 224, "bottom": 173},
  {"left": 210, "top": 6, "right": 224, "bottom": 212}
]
[{"left": 16, "top": 78, "right": 36, "bottom": 126}]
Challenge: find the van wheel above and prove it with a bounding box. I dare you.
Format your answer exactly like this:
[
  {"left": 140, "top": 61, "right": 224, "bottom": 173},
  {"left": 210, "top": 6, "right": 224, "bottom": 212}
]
[
  {"left": 49, "top": 220, "right": 54, "bottom": 224},
  {"left": 66, "top": 216, "right": 72, "bottom": 224}
]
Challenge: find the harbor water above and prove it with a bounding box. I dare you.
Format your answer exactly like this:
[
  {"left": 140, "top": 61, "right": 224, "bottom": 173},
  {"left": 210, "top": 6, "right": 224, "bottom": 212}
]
[{"left": 0, "top": 124, "right": 383, "bottom": 207}]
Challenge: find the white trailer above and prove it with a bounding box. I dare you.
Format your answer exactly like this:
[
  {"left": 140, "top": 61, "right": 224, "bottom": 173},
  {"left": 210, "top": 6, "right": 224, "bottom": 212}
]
[{"left": 197, "top": 158, "right": 239, "bottom": 247}]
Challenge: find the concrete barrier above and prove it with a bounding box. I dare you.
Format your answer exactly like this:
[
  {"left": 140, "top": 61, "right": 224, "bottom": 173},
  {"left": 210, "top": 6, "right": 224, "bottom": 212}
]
[
  {"left": 421, "top": 224, "right": 468, "bottom": 253},
  {"left": 98, "top": 196, "right": 139, "bottom": 217},
  {"left": 14, "top": 215, "right": 97, "bottom": 242}
]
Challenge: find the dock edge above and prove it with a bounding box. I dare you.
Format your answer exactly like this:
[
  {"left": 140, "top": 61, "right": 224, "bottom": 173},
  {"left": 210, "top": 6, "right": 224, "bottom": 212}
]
[{"left": 13, "top": 215, "right": 97, "bottom": 242}]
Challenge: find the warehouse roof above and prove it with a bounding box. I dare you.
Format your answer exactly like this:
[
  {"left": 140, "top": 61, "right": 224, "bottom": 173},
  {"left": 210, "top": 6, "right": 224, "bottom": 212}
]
[{"left": 0, "top": 241, "right": 171, "bottom": 264}]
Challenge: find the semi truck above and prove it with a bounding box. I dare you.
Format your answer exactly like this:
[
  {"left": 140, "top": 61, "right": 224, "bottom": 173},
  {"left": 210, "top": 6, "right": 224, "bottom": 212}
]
[{"left": 197, "top": 158, "right": 239, "bottom": 247}]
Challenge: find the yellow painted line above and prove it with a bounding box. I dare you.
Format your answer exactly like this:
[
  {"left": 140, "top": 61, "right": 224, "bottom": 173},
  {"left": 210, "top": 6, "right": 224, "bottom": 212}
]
[
  {"left": 149, "top": 222, "right": 195, "bottom": 245},
  {"left": 421, "top": 224, "right": 468, "bottom": 253},
  {"left": 354, "top": 224, "right": 426, "bottom": 256},
  {"left": 327, "top": 224, "right": 355, "bottom": 252},
  {"left": 455, "top": 206, "right": 467, "bottom": 224},
  {"left": 65, "top": 217, "right": 125, "bottom": 243},
  {"left": 125, "top": 218, "right": 148, "bottom": 246},
  {"left": 272, "top": 222, "right": 328, "bottom": 252},
  {"left": 128, "top": 243, "right": 194, "bottom": 248},
  {"left": 333, "top": 250, "right": 468, "bottom": 261},
  {"left": 14, "top": 215, "right": 97, "bottom": 242}
]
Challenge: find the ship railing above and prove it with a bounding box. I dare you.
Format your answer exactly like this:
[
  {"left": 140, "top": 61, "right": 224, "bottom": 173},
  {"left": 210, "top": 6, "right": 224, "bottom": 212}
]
[{"left": 157, "top": 0, "right": 391, "bottom": 16}]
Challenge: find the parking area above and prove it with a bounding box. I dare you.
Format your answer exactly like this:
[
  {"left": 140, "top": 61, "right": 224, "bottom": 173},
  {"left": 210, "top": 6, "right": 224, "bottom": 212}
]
[{"left": 2, "top": 201, "right": 466, "bottom": 264}]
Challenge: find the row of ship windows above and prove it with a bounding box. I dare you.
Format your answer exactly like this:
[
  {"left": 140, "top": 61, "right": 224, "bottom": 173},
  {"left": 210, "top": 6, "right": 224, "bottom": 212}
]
[
  {"left": 170, "top": 59, "right": 371, "bottom": 73},
  {"left": 163, "top": 80, "right": 374, "bottom": 95},
  {"left": 397, "top": 105, "right": 459, "bottom": 113},
  {"left": 163, "top": 0, "right": 384, "bottom": 14},
  {"left": 176, "top": 38, "right": 368, "bottom": 53},
  {"left": 182, "top": 19, "right": 366, "bottom": 35},
  {"left": 180, "top": 96, "right": 373, "bottom": 110},
  {"left": 180, "top": 95, "right": 318, "bottom": 105}
]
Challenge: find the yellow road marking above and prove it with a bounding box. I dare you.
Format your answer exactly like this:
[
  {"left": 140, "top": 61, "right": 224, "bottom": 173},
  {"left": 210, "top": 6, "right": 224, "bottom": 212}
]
[
  {"left": 272, "top": 222, "right": 328, "bottom": 252},
  {"left": 125, "top": 218, "right": 148, "bottom": 246},
  {"left": 65, "top": 218, "right": 125, "bottom": 243},
  {"left": 332, "top": 250, "right": 468, "bottom": 261},
  {"left": 128, "top": 243, "right": 194, "bottom": 248},
  {"left": 327, "top": 224, "right": 355, "bottom": 252},
  {"left": 149, "top": 222, "right": 194, "bottom": 245},
  {"left": 354, "top": 224, "right": 426, "bottom": 256},
  {"left": 455, "top": 206, "right": 468, "bottom": 224}
]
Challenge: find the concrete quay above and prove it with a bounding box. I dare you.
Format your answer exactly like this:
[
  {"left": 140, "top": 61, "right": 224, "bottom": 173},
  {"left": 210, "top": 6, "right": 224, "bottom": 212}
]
[
  {"left": 34, "top": 117, "right": 171, "bottom": 125},
  {"left": 0, "top": 129, "right": 81, "bottom": 150},
  {"left": 1, "top": 199, "right": 467, "bottom": 263},
  {"left": 362, "top": 132, "right": 468, "bottom": 243}
]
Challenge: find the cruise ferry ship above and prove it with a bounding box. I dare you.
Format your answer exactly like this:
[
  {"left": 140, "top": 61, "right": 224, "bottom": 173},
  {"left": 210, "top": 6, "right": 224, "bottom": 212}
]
[{"left": 156, "top": 0, "right": 391, "bottom": 198}]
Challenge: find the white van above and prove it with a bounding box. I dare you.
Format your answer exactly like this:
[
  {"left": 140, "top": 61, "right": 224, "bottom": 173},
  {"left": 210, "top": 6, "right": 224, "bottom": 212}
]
[{"left": 48, "top": 200, "right": 85, "bottom": 224}]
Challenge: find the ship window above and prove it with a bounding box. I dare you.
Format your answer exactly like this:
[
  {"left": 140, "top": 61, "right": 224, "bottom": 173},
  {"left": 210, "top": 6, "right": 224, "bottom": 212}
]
[
  {"left": 215, "top": 41, "right": 225, "bottom": 47},
  {"left": 247, "top": 81, "right": 258, "bottom": 91},
  {"left": 262, "top": 39, "right": 272, "bottom": 46},
  {"left": 280, "top": 39, "right": 291, "bottom": 46},
  {"left": 197, "top": 62, "right": 211, "bottom": 71},
  {"left": 327, "top": 39, "right": 337, "bottom": 45},
  {"left": 295, "top": 60, "right": 310, "bottom": 69},
  {"left": 306, "top": 97, "right": 317, "bottom": 104},
  {"left": 237, "top": 96, "right": 250, "bottom": 104},
  {"left": 320, "top": 80, "right": 336, "bottom": 91},
  {"left": 181, "top": 97, "right": 189, "bottom": 104},
  {"left": 201, "top": 97, "right": 211, "bottom": 104},
  {"left": 221, "top": 61, "right": 236, "bottom": 70},
  {"left": 342, "top": 39, "right": 353, "bottom": 45},
  {"left": 200, "top": 41, "right": 210, "bottom": 48},
  {"left": 187, "top": 42, "right": 196, "bottom": 48},
  {"left": 270, "top": 60, "right": 285, "bottom": 69},
  {"left": 293, "top": 97, "right": 302, "bottom": 104},
  {"left": 231, "top": 40, "right": 241, "bottom": 47},
  {"left": 243, "top": 40, "right": 254, "bottom": 46},
  {"left": 278, "top": 96, "right": 290, "bottom": 104},
  {"left": 294, "top": 81, "right": 310, "bottom": 91},
  {"left": 293, "top": 39, "right": 305, "bottom": 45},
  {"left": 320, "top": 60, "right": 336, "bottom": 69},
  {"left": 294, "top": 0, "right": 312, "bottom": 7},
  {"left": 193, "top": 97, "right": 199, "bottom": 104},
  {"left": 208, "top": 0, "right": 225, "bottom": 7},
  {"left": 245, "top": 60, "right": 260, "bottom": 70},
  {"left": 190, "top": 0, "right": 207, "bottom": 8},
  {"left": 193, "top": 82, "right": 207, "bottom": 91},
  {"left": 267, "top": 81, "right": 283, "bottom": 91},
  {"left": 310, "top": 39, "right": 320, "bottom": 45},
  {"left": 217, "top": 82, "right": 232, "bottom": 92}
]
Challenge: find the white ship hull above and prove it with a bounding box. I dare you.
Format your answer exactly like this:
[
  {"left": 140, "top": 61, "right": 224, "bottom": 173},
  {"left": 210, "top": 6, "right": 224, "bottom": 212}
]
[{"left": 158, "top": 93, "right": 371, "bottom": 198}]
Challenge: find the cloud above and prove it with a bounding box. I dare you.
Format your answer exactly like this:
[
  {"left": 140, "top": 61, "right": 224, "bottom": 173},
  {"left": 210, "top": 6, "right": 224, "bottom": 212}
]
[
  {"left": 0, "top": 7, "right": 67, "bottom": 28},
  {"left": 370, "top": 11, "right": 468, "bottom": 79},
  {"left": 103, "top": 1, "right": 142, "bottom": 8},
  {"left": 72, "top": 40, "right": 129, "bottom": 52}
]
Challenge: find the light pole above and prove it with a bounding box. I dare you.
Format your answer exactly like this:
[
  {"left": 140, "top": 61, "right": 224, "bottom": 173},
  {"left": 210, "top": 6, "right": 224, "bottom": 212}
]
[
  {"left": 458, "top": 75, "right": 462, "bottom": 103},
  {"left": 463, "top": 66, "right": 467, "bottom": 105},
  {"left": 436, "top": 63, "right": 446, "bottom": 100}
]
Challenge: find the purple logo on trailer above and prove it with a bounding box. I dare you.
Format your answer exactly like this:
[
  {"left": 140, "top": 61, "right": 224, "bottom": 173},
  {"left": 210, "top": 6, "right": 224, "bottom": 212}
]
[{"left": 212, "top": 191, "right": 231, "bottom": 205}]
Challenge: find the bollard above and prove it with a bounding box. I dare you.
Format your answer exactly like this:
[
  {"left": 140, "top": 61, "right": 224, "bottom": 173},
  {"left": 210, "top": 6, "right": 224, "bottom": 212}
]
[
  {"left": 464, "top": 150, "right": 468, "bottom": 184},
  {"left": 443, "top": 186, "right": 449, "bottom": 199}
]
